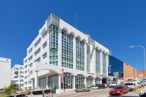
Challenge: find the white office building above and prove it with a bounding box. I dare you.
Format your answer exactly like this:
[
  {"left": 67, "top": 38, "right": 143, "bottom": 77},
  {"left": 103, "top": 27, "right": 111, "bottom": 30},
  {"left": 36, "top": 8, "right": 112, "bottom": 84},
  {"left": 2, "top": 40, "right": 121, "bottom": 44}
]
[
  {"left": 0, "top": 57, "right": 11, "bottom": 89},
  {"left": 11, "top": 64, "right": 24, "bottom": 90},
  {"left": 23, "top": 13, "right": 110, "bottom": 93}
]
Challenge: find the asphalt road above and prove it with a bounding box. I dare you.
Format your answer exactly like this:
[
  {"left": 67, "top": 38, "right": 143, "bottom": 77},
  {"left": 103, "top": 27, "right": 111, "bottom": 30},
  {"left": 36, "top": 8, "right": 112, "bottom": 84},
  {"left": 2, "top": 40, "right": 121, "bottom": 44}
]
[{"left": 54, "top": 88, "right": 140, "bottom": 97}]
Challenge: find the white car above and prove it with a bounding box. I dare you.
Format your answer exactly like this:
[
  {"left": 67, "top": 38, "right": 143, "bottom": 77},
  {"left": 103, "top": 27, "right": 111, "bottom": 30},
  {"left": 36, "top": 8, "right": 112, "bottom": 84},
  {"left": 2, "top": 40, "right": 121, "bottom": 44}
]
[
  {"left": 125, "top": 82, "right": 136, "bottom": 91},
  {"left": 27, "top": 89, "right": 53, "bottom": 97},
  {"left": 108, "top": 83, "right": 117, "bottom": 88}
]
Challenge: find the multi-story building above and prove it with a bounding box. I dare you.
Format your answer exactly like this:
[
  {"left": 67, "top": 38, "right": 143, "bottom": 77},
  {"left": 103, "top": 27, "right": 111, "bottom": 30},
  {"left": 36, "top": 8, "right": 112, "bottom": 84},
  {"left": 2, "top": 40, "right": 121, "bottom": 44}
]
[
  {"left": 0, "top": 57, "right": 11, "bottom": 89},
  {"left": 123, "top": 63, "right": 137, "bottom": 80},
  {"left": 108, "top": 56, "right": 124, "bottom": 82},
  {"left": 137, "top": 70, "right": 146, "bottom": 80},
  {"left": 11, "top": 64, "right": 24, "bottom": 90},
  {"left": 23, "top": 13, "right": 110, "bottom": 93}
]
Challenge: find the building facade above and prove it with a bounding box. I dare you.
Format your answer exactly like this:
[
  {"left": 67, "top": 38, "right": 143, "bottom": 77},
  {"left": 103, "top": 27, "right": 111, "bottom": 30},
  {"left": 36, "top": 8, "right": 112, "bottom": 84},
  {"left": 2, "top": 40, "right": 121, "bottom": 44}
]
[
  {"left": 123, "top": 63, "right": 137, "bottom": 80},
  {"left": 11, "top": 64, "right": 24, "bottom": 90},
  {"left": 109, "top": 56, "right": 124, "bottom": 78},
  {"left": 23, "top": 13, "right": 110, "bottom": 93},
  {"left": 0, "top": 57, "right": 11, "bottom": 89}
]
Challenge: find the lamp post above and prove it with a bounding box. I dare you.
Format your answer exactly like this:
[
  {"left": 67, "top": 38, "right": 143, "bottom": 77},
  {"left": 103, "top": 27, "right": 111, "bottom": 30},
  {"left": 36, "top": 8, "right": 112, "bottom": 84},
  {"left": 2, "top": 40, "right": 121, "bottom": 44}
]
[{"left": 129, "top": 45, "right": 146, "bottom": 87}]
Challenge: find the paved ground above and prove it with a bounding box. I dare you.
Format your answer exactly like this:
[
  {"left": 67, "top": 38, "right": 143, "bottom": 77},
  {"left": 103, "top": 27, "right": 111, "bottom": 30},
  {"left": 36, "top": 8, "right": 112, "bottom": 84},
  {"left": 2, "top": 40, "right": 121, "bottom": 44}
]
[{"left": 54, "top": 88, "right": 140, "bottom": 97}]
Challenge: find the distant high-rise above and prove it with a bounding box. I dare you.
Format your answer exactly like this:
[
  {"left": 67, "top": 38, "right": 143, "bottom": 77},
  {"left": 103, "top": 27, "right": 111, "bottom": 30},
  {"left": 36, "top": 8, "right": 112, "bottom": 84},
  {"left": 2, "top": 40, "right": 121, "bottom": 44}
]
[
  {"left": 11, "top": 64, "right": 24, "bottom": 90},
  {"left": 0, "top": 57, "right": 11, "bottom": 89}
]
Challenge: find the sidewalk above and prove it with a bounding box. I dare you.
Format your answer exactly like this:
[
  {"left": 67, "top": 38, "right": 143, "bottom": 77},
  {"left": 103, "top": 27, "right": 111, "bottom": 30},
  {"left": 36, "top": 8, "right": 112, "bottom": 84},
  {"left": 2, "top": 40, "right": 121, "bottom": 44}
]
[{"left": 54, "top": 88, "right": 108, "bottom": 97}]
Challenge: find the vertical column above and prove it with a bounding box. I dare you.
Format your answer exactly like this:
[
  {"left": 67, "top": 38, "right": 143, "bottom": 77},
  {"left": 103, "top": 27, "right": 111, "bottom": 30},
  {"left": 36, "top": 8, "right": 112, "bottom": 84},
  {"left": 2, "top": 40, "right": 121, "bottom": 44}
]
[
  {"left": 58, "top": 74, "right": 61, "bottom": 93},
  {"left": 92, "top": 78, "right": 95, "bottom": 85},
  {"left": 58, "top": 28, "right": 62, "bottom": 68},
  {"left": 84, "top": 43, "right": 87, "bottom": 72},
  {"left": 73, "top": 36, "right": 76, "bottom": 70},
  {"left": 106, "top": 54, "right": 109, "bottom": 77},
  {"left": 34, "top": 71, "right": 38, "bottom": 89},
  {"left": 46, "top": 75, "right": 48, "bottom": 89},
  {"left": 84, "top": 77, "right": 87, "bottom": 88},
  {"left": 73, "top": 76, "right": 76, "bottom": 90},
  {"left": 99, "top": 50, "right": 103, "bottom": 75}
]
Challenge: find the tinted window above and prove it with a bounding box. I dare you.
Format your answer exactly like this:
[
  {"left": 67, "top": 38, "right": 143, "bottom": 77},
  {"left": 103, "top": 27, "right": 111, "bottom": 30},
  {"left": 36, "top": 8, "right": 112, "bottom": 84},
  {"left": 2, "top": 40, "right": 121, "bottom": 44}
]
[
  {"left": 115, "top": 86, "right": 123, "bottom": 89},
  {"left": 44, "top": 90, "right": 51, "bottom": 93},
  {"left": 16, "top": 95, "right": 25, "bottom": 97},
  {"left": 32, "top": 91, "right": 42, "bottom": 95},
  {"left": 125, "top": 83, "right": 133, "bottom": 85}
]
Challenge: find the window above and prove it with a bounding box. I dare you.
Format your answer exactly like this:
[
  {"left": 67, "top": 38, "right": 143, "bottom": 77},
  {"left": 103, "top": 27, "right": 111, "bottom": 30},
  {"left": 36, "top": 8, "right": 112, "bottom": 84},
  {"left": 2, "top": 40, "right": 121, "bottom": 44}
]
[
  {"left": 28, "top": 47, "right": 33, "bottom": 54},
  {"left": 34, "top": 38, "right": 41, "bottom": 47},
  {"left": 42, "top": 41, "right": 47, "bottom": 48},
  {"left": 102, "top": 52, "right": 107, "bottom": 74},
  {"left": 62, "top": 30, "right": 73, "bottom": 68},
  {"left": 61, "top": 73, "right": 73, "bottom": 89},
  {"left": 35, "top": 57, "right": 41, "bottom": 62},
  {"left": 96, "top": 49, "right": 101, "bottom": 73},
  {"left": 49, "top": 24, "right": 58, "bottom": 65},
  {"left": 42, "top": 31, "right": 48, "bottom": 38},
  {"left": 42, "top": 52, "right": 47, "bottom": 59},
  {"left": 28, "top": 55, "right": 33, "bottom": 61},
  {"left": 76, "top": 38, "right": 85, "bottom": 71},
  {"left": 34, "top": 48, "right": 41, "bottom": 56}
]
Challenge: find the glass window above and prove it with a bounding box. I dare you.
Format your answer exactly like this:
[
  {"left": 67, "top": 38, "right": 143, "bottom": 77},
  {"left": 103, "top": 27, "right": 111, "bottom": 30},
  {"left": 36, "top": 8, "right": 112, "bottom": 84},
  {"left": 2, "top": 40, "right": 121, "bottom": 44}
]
[
  {"left": 42, "top": 52, "right": 47, "bottom": 59},
  {"left": 42, "top": 41, "right": 47, "bottom": 48},
  {"left": 62, "top": 30, "right": 73, "bottom": 68},
  {"left": 76, "top": 39, "right": 85, "bottom": 71}
]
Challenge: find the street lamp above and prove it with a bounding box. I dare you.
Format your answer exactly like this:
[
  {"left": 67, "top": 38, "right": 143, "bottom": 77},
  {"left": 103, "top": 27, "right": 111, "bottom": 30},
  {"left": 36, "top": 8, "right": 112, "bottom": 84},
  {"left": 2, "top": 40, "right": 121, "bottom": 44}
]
[{"left": 129, "top": 45, "right": 146, "bottom": 87}]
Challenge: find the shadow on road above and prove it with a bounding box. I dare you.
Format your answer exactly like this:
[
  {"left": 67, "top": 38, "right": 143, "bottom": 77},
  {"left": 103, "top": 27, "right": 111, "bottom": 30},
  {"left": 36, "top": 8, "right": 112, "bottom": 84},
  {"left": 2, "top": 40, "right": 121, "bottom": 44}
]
[
  {"left": 108, "top": 96, "right": 139, "bottom": 97},
  {"left": 108, "top": 95, "right": 139, "bottom": 97}
]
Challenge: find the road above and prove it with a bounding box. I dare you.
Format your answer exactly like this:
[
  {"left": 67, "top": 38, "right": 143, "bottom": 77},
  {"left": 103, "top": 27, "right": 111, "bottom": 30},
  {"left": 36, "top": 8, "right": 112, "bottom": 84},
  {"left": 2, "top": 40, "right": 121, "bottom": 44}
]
[{"left": 54, "top": 88, "right": 140, "bottom": 97}]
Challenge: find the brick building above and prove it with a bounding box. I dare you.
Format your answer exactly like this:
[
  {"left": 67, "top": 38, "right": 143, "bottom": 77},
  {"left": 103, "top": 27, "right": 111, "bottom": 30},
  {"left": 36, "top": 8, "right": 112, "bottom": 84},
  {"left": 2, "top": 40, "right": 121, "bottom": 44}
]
[{"left": 123, "top": 63, "right": 137, "bottom": 80}]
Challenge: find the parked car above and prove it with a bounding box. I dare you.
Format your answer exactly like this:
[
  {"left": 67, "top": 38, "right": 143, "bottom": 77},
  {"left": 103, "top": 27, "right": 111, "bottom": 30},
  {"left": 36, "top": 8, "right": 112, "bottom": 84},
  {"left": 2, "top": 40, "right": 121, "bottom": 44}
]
[
  {"left": 89, "top": 85, "right": 99, "bottom": 90},
  {"left": 109, "top": 86, "right": 129, "bottom": 95},
  {"left": 125, "top": 82, "right": 136, "bottom": 91},
  {"left": 75, "top": 88, "right": 90, "bottom": 92},
  {"left": 27, "top": 89, "right": 53, "bottom": 97},
  {"left": 108, "top": 82, "right": 117, "bottom": 88},
  {"left": 7, "top": 94, "right": 26, "bottom": 97},
  {"left": 96, "top": 84, "right": 107, "bottom": 89}
]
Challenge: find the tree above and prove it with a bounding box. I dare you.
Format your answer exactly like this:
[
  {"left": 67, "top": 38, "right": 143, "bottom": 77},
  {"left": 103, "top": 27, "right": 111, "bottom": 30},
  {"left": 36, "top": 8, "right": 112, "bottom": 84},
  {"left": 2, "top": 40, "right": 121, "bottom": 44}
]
[{"left": 4, "top": 84, "right": 17, "bottom": 95}]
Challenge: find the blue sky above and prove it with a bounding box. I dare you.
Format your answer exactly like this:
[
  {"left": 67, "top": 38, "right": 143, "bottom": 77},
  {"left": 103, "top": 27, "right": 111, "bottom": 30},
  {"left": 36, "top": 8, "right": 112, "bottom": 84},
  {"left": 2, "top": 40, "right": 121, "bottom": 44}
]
[{"left": 0, "top": 0, "right": 146, "bottom": 71}]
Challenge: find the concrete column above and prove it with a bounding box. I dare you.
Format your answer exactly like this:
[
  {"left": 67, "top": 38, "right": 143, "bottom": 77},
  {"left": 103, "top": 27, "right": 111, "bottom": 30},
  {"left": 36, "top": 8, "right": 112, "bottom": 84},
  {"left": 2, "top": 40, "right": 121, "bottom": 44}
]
[
  {"left": 84, "top": 43, "right": 87, "bottom": 72},
  {"left": 73, "top": 36, "right": 76, "bottom": 70},
  {"left": 58, "top": 28, "right": 62, "bottom": 68},
  {"left": 100, "top": 50, "right": 103, "bottom": 75},
  {"left": 58, "top": 74, "right": 61, "bottom": 92},
  {"left": 46, "top": 75, "right": 48, "bottom": 89},
  {"left": 84, "top": 77, "right": 87, "bottom": 88},
  {"left": 106, "top": 54, "right": 109, "bottom": 77},
  {"left": 73, "top": 76, "right": 76, "bottom": 89},
  {"left": 93, "top": 78, "right": 95, "bottom": 85},
  {"left": 34, "top": 71, "right": 38, "bottom": 89}
]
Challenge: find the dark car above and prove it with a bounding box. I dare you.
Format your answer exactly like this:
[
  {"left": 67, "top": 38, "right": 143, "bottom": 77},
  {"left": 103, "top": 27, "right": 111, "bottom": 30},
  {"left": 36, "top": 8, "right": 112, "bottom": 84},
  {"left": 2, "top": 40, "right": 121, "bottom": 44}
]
[
  {"left": 139, "top": 93, "right": 146, "bottom": 97},
  {"left": 109, "top": 86, "right": 129, "bottom": 95},
  {"left": 96, "top": 84, "right": 107, "bottom": 89},
  {"left": 7, "top": 94, "right": 26, "bottom": 97}
]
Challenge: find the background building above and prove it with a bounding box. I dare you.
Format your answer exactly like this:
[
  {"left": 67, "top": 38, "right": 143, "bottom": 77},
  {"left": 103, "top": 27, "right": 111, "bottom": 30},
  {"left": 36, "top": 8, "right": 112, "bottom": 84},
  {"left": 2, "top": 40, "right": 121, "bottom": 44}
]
[
  {"left": 108, "top": 56, "right": 124, "bottom": 83},
  {"left": 137, "top": 70, "right": 146, "bottom": 80},
  {"left": 11, "top": 64, "right": 24, "bottom": 90},
  {"left": 23, "top": 13, "right": 110, "bottom": 93},
  {"left": 0, "top": 57, "right": 11, "bottom": 89},
  {"left": 123, "top": 63, "right": 137, "bottom": 80}
]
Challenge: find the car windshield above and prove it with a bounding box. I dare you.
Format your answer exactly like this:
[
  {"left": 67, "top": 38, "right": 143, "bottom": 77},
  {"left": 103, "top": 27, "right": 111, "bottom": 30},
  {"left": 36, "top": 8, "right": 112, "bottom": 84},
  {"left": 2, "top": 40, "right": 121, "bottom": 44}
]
[
  {"left": 125, "top": 83, "right": 133, "bottom": 85},
  {"left": 16, "top": 95, "right": 25, "bottom": 97},
  {"left": 115, "top": 86, "right": 123, "bottom": 89},
  {"left": 32, "top": 91, "right": 42, "bottom": 95}
]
